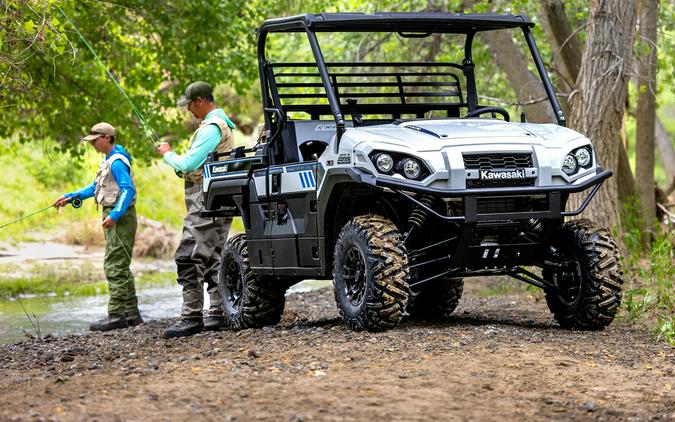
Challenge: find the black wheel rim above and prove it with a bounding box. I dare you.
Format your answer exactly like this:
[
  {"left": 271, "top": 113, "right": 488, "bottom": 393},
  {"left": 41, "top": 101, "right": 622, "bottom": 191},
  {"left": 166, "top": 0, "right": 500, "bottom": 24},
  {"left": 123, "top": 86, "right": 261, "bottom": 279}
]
[
  {"left": 555, "top": 259, "right": 583, "bottom": 306},
  {"left": 222, "top": 256, "right": 243, "bottom": 311},
  {"left": 342, "top": 245, "right": 367, "bottom": 307}
]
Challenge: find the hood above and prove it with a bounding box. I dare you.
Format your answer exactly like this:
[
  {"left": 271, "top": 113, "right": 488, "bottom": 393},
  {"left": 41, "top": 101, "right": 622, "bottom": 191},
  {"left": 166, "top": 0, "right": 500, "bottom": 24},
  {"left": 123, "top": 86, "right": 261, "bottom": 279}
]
[
  {"left": 107, "top": 144, "right": 132, "bottom": 164},
  {"left": 348, "top": 119, "right": 585, "bottom": 151}
]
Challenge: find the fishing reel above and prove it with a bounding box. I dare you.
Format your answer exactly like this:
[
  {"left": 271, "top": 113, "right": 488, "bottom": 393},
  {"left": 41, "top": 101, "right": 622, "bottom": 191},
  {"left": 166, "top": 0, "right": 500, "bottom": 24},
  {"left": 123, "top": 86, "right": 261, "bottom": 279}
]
[{"left": 71, "top": 197, "right": 82, "bottom": 208}]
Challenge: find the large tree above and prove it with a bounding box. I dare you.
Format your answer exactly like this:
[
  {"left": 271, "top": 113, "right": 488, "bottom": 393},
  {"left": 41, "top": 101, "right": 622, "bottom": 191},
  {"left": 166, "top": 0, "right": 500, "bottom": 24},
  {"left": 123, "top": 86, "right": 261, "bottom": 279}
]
[
  {"left": 634, "top": 0, "right": 659, "bottom": 232},
  {"left": 567, "top": 0, "right": 638, "bottom": 231}
]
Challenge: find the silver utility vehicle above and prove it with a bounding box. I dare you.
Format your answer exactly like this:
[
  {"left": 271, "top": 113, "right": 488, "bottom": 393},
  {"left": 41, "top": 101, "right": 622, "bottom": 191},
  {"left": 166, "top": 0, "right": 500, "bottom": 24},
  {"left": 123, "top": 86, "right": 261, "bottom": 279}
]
[{"left": 201, "top": 13, "right": 623, "bottom": 331}]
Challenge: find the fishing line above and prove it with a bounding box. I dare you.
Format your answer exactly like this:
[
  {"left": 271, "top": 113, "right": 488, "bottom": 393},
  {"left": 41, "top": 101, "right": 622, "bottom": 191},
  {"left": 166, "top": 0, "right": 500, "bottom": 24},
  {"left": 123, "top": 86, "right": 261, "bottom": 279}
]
[
  {"left": 57, "top": 6, "right": 161, "bottom": 148},
  {"left": 0, "top": 198, "right": 82, "bottom": 230},
  {"left": 108, "top": 226, "right": 132, "bottom": 262}
]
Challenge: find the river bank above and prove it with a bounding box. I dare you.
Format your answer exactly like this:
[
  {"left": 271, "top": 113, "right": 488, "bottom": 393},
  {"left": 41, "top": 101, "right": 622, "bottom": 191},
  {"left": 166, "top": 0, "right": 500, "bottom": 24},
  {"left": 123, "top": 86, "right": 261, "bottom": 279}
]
[{"left": 1, "top": 283, "right": 673, "bottom": 421}]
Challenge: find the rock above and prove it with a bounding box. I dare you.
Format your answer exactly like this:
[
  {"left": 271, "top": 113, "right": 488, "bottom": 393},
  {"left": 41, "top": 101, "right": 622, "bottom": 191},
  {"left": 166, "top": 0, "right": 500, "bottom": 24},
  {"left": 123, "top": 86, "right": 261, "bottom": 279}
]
[
  {"left": 288, "top": 412, "right": 304, "bottom": 422},
  {"left": 60, "top": 354, "right": 75, "bottom": 362},
  {"left": 248, "top": 350, "right": 259, "bottom": 359},
  {"left": 147, "top": 393, "right": 159, "bottom": 401},
  {"left": 583, "top": 401, "right": 598, "bottom": 412}
]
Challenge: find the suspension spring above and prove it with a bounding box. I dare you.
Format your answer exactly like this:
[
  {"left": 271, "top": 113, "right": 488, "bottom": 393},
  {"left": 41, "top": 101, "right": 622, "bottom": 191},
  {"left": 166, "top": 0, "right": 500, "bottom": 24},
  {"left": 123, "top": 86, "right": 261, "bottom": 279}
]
[{"left": 404, "top": 195, "right": 435, "bottom": 241}]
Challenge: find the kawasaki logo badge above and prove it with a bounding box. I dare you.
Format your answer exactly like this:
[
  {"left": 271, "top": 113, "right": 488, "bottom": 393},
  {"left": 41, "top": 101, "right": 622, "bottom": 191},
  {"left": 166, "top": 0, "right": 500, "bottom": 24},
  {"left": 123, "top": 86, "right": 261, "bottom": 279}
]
[
  {"left": 211, "top": 164, "right": 228, "bottom": 174},
  {"left": 480, "top": 169, "right": 527, "bottom": 180}
]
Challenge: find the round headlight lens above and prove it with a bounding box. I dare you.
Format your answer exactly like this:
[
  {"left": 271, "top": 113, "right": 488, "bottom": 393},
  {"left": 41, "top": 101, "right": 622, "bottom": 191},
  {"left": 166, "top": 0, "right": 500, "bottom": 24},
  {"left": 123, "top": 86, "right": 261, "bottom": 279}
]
[
  {"left": 575, "top": 147, "right": 591, "bottom": 167},
  {"left": 402, "top": 158, "right": 422, "bottom": 179},
  {"left": 375, "top": 153, "right": 394, "bottom": 173},
  {"left": 562, "top": 154, "right": 578, "bottom": 175}
]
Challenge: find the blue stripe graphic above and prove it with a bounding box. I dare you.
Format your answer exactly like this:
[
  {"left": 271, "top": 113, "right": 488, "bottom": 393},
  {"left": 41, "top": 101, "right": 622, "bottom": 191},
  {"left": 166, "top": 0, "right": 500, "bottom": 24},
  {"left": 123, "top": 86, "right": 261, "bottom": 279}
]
[{"left": 299, "top": 173, "right": 306, "bottom": 188}]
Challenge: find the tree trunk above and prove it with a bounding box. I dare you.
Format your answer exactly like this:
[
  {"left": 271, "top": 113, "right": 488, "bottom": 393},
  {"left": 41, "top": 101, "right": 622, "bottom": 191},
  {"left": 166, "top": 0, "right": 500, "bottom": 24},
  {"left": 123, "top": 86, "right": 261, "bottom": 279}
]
[
  {"left": 567, "top": 0, "right": 638, "bottom": 233},
  {"left": 539, "top": 0, "right": 637, "bottom": 209},
  {"left": 538, "top": 0, "right": 583, "bottom": 106},
  {"left": 634, "top": 0, "right": 658, "bottom": 231},
  {"left": 656, "top": 118, "right": 675, "bottom": 184},
  {"left": 479, "top": 31, "right": 556, "bottom": 123}
]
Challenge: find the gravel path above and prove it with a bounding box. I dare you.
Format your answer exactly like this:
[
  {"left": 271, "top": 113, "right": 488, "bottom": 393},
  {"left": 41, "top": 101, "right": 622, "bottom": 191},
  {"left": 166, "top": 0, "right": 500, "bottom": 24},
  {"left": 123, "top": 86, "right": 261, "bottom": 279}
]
[{"left": 0, "top": 285, "right": 673, "bottom": 421}]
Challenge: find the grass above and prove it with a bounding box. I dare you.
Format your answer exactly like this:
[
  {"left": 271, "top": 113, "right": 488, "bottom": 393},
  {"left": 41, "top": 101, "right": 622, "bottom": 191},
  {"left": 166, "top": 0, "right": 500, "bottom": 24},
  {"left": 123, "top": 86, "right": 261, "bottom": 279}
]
[
  {"left": 0, "top": 135, "right": 248, "bottom": 243},
  {"left": 620, "top": 196, "right": 675, "bottom": 346},
  {"left": 0, "top": 263, "right": 177, "bottom": 299}
]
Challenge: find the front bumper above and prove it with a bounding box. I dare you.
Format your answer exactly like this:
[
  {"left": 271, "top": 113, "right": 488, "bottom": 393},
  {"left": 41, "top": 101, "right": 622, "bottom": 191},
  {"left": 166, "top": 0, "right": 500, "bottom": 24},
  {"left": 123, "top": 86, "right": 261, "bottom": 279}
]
[{"left": 348, "top": 167, "right": 612, "bottom": 223}]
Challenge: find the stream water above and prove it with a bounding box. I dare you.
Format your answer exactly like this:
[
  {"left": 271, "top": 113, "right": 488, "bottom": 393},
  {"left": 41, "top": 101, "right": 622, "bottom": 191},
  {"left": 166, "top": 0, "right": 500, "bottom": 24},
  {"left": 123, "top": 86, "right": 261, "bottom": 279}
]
[{"left": 0, "top": 279, "right": 332, "bottom": 345}]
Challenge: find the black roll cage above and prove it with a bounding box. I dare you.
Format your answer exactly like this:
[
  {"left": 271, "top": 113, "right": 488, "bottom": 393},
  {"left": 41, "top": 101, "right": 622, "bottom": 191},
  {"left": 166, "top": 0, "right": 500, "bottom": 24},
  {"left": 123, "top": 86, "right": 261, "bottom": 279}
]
[{"left": 257, "top": 12, "right": 566, "bottom": 148}]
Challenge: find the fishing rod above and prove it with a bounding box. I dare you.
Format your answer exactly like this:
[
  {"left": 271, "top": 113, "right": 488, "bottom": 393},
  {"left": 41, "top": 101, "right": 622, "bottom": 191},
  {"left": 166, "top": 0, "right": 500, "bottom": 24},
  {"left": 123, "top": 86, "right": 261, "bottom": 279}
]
[
  {"left": 56, "top": 6, "right": 161, "bottom": 149},
  {"left": 0, "top": 198, "right": 82, "bottom": 230}
]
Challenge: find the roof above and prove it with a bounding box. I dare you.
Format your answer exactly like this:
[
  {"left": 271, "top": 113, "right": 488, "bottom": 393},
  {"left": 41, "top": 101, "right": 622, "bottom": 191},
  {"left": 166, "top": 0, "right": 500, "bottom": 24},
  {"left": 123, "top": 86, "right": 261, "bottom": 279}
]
[{"left": 258, "top": 12, "right": 534, "bottom": 34}]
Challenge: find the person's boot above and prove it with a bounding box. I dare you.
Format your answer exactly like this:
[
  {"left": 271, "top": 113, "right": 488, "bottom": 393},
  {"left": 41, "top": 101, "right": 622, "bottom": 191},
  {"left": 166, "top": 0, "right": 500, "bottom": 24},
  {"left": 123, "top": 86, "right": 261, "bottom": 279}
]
[
  {"left": 163, "top": 319, "right": 204, "bottom": 339},
  {"left": 126, "top": 309, "right": 144, "bottom": 326},
  {"left": 204, "top": 314, "right": 225, "bottom": 331},
  {"left": 89, "top": 314, "right": 128, "bottom": 332}
]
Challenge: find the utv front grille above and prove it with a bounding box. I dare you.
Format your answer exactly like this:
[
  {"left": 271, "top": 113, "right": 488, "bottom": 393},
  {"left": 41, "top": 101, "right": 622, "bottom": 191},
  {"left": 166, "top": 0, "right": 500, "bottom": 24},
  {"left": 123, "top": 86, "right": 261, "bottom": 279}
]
[
  {"left": 476, "top": 195, "right": 548, "bottom": 214},
  {"left": 447, "top": 195, "right": 549, "bottom": 217},
  {"left": 463, "top": 153, "right": 533, "bottom": 170}
]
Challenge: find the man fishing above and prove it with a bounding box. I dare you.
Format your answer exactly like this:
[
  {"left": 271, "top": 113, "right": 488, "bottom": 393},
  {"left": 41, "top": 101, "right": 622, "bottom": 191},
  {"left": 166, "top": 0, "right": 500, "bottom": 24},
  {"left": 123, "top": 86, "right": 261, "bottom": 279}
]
[
  {"left": 53, "top": 122, "right": 142, "bottom": 331},
  {"left": 157, "top": 81, "right": 235, "bottom": 338}
]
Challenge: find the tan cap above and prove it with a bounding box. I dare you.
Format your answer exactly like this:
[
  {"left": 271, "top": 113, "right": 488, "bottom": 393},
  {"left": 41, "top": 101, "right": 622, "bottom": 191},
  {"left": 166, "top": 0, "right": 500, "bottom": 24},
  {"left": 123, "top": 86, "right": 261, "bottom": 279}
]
[{"left": 82, "top": 122, "right": 116, "bottom": 141}]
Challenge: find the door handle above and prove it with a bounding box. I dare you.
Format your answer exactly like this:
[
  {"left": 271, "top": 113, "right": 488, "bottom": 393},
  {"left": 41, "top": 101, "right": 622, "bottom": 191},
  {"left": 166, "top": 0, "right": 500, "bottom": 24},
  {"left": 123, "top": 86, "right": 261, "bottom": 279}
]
[{"left": 272, "top": 173, "right": 281, "bottom": 194}]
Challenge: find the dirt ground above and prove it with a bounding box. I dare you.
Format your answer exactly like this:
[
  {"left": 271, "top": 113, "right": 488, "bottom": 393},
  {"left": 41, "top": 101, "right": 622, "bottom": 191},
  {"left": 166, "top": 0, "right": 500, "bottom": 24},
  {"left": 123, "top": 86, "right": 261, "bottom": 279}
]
[{"left": 0, "top": 282, "right": 673, "bottom": 422}]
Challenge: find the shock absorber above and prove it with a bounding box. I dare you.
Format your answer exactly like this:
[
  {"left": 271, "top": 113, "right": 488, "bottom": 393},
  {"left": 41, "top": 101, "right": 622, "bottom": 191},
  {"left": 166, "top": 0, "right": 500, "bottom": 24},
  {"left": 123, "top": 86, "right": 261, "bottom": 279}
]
[{"left": 404, "top": 195, "right": 435, "bottom": 242}]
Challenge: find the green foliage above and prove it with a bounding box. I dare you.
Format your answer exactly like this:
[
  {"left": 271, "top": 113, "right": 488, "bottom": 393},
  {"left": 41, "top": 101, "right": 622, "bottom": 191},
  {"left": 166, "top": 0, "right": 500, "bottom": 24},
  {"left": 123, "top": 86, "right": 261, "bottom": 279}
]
[
  {"left": 0, "top": 139, "right": 187, "bottom": 239},
  {"left": 621, "top": 197, "right": 674, "bottom": 346},
  {"left": 0, "top": 263, "right": 176, "bottom": 299}
]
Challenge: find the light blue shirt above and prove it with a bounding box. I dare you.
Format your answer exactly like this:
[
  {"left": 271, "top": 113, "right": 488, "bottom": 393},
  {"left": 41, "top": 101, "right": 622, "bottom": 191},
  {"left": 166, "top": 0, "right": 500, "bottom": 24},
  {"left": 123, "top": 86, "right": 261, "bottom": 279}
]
[{"left": 163, "top": 108, "right": 235, "bottom": 173}]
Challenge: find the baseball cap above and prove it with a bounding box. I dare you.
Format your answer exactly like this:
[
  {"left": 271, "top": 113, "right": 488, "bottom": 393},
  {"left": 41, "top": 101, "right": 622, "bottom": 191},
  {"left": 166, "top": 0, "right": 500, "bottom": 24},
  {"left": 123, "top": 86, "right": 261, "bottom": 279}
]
[
  {"left": 177, "top": 81, "right": 213, "bottom": 107},
  {"left": 82, "top": 122, "right": 116, "bottom": 141}
]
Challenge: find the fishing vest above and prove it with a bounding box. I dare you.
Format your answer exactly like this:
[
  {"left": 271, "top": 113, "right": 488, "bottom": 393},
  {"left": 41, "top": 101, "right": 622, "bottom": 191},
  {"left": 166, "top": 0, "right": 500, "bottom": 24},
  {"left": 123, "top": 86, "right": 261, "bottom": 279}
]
[
  {"left": 94, "top": 153, "right": 137, "bottom": 207},
  {"left": 183, "top": 115, "right": 234, "bottom": 183}
]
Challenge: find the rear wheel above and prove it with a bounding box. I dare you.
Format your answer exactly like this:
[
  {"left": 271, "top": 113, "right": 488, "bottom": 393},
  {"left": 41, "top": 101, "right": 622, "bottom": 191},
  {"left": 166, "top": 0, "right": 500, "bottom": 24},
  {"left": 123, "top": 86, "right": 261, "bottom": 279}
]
[
  {"left": 333, "top": 214, "right": 410, "bottom": 331},
  {"left": 543, "top": 219, "right": 623, "bottom": 330},
  {"left": 218, "top": 234, "right": 286, "bottom": 330},
  {"left": 408, "top": 278, "right": 464, "bottom": 320}
]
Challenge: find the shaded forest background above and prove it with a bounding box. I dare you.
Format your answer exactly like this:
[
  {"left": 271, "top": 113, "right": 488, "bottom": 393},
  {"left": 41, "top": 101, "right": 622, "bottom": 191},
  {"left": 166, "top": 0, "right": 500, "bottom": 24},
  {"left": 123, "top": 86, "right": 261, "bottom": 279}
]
[{"left": 1, "top": 0, "right": 673, "bottom": 341}]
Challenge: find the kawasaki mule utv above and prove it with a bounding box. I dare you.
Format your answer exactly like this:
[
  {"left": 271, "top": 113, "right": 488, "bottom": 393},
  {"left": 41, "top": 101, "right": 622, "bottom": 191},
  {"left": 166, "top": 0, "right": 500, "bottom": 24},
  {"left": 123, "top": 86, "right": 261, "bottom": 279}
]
[{"left": 201, "top": 13, "right": 623, "bottom": 331}]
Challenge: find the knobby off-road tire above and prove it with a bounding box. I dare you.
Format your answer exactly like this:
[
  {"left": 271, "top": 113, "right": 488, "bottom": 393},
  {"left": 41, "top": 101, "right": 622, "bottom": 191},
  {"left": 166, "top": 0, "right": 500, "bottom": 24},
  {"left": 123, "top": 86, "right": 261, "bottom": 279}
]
[
  {"left": 333, "top": 214, "right": 410, "bottom": 331},
  {"left": 407, "top": 278, "right": 464, "bottom": 320},
  {"left": 218, "top": 234, "right": 285, "bottom": 330},
  {"left": 543, "top": 219, "right": 623, "bottom": 330}
]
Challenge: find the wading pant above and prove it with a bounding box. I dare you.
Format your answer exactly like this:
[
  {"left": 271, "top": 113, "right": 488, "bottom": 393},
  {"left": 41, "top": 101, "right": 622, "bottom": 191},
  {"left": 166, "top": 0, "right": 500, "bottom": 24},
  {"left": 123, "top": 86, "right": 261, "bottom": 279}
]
[
  {"left": 176, "top": 180, "right": 231, "bottom": 320},
  {"left": 103, "top": 206, "right": 138, "bottom": 316}
]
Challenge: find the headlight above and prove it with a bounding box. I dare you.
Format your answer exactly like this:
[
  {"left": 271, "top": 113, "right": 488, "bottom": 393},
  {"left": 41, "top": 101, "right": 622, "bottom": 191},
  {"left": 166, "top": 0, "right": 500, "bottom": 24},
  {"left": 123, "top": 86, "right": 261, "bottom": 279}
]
[
  {"left": 401, "top": 158, "right": 422, "bottom": 179},
  {"left": 375, "top": 153, "right": 394, "bottom": 173},
  {"left": 369, "top": 151, "right": 429, "bottom": 180},
  {"left": 575, "top": 147, "right": 592, "bottom": 167},
  {"left": 562, "top": 153, "right": 578, "bottom": 175}
]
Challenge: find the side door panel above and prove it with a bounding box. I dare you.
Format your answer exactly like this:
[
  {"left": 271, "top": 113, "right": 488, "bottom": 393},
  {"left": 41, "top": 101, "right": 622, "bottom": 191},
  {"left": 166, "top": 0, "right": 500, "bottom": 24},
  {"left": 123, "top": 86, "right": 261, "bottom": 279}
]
[{"left": 268, "top": 163, "right": 320, "bottom": 272}]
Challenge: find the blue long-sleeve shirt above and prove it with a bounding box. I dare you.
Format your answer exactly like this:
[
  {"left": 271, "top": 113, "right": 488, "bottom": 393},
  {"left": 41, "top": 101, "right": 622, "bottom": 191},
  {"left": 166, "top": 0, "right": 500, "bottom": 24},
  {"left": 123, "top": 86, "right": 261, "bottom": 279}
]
[
  {"left": 163, "top": 108, "right": 235, "bottom": 173},
  {"left": 65, "top": 144, "right": 136, "bottom": 222}
]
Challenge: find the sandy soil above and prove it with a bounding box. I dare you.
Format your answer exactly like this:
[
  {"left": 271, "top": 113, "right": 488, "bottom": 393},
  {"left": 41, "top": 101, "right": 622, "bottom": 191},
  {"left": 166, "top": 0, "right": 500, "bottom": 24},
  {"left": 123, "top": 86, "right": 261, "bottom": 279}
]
[{"left": 0, "top": 283, "right": 673, "bottom": 422}]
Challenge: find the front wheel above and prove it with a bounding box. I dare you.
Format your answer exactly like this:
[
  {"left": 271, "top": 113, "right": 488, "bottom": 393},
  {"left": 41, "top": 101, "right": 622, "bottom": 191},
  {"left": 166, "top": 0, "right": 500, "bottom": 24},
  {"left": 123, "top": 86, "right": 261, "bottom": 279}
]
[
  {"left": 332, "top": 214, "right": 410, "bottom": 331},
  {"left": 407, "top": 278, "right": 464, "bottom": 320},
  {"left": 218, "top": 234, "right": 286, "bottom": 330},
  {"left": 543, "top": 219, "right": 623, "bottom": 330}
]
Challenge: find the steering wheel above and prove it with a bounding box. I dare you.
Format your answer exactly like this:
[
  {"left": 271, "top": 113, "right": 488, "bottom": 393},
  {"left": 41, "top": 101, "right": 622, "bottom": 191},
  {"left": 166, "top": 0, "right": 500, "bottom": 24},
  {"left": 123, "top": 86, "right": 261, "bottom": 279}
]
[{"left": 464, "top": 106, "right": 510, "bottom": 122}]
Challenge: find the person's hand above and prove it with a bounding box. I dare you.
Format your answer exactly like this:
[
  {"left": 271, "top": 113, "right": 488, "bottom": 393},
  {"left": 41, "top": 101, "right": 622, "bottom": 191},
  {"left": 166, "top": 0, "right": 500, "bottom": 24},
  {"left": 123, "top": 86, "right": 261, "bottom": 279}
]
[
  {"left": 102, "top": 216, "right": 116, "bottom": 230},
  {"left": 157, "top": 142, "right": 172, "bottom": 156},
  {"left": 53, "top": 195, "right": 71, "bottom": 208}
]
